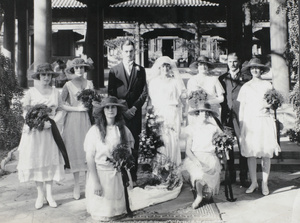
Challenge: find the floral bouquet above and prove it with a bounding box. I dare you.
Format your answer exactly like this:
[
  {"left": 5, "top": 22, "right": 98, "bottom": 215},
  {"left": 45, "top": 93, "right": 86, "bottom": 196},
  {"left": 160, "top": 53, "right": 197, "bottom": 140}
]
[
  {"left": 106, "top": 143, "right": 135, "bottom": 215},
  {"left": 25, "top": 104, "right": 52, "bottom": 131},
  {"left": 212, "top": 131, "right": 235, "bottom": 164},
  {"left": 264, "top": 88, "right": 284, "bottom": 110},
  {"left": 106, "top": 143, "right": 135, "bottom": 172},
  {"left": 139, "top": 107, "right": 164, "bottom": 160},
  {"left": 152, "top": 156, "right": 181, "bottom": 190},
  {"left": 77, "top": 89, "right": 102, "bottom": 124},
  {"left": 188, "top": 89, "right": 208, "bottom": 108},
  {"left": 77, "top": 89, "right": 102, "bottom": 110}
]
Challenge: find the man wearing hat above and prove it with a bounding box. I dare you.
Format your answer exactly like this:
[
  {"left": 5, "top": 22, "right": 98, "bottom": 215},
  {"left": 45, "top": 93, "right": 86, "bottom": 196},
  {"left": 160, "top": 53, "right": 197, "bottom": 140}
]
[
  {"left": 108, "top": 40, "right": 148, "bottom": 184},
  {"left": 219, "top": 52, "right": 252, "bottom": 187}
]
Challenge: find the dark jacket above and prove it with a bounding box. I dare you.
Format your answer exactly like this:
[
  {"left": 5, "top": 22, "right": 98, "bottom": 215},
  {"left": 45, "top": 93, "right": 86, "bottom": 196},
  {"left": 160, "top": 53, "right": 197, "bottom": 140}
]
[
  {"left": 108, "top": 62, "right": 148, "bottom": 145},
  {"left": 219, "top": 70, "right": 252, "bottom": 127}
]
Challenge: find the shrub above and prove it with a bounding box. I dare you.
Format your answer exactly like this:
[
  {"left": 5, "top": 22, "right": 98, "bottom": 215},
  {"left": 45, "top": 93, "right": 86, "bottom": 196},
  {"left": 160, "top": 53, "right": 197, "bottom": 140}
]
[{"left": 0, "top": 53, "right": 24, "bottom": 151}]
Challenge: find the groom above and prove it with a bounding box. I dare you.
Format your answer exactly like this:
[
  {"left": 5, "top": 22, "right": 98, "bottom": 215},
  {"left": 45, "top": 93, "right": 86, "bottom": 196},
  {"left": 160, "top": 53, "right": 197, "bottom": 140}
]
[{"left": 108, "top": 40, "right": 148, "bottom": 184}]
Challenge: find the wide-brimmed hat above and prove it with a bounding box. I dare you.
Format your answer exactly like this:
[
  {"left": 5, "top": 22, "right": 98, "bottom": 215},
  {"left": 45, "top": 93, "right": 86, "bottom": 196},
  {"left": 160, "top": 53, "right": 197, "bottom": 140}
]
[
  {"left": 188, "top": 101, "right": 218, "bottom": 117},
  {"left": 65, "top": 58, "right": 94, "bottom": 74},
  {"left": 93, "top": 96, "right": 127, "bottom": 109},
  {"left": 242, "top": 57, "right": 270, "bottom": 74},
  {"left": 189, "top": 55, "right": 213, "bottom": 71},
  {"left": 31, "top": 63, "right": 60, "bottom": 80}
]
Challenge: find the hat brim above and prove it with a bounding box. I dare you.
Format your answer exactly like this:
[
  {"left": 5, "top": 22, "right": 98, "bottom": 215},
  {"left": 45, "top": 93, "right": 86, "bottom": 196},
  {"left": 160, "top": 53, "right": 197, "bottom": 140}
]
[
  {"left": 93, "top": 101, "right": 127, "bottom": 110},
  {"left": 188, "top": 107, "right": 218, "bottom": 117},
  {"left": 65, "top": 64, "right": 93, "bottom": 74},
  {"left": 242, "top": 64, "right": 270, "bottom": 74},
  {"left": 31, "top": 71, "right": 60, "bottom": 80}
]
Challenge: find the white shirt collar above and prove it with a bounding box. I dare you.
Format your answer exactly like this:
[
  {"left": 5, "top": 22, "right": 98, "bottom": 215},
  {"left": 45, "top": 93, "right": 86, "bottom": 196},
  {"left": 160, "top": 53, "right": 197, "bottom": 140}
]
[{"left": 229, "top": 69, "right": 240, "bottom": 79}]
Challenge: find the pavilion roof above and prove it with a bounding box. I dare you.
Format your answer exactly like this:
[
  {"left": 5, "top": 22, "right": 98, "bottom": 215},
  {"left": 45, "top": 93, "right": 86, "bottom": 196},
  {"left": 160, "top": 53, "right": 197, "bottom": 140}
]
[
  {"left": 52, "top": 0, "right": 86, "bottom": 8},
  {"left": 51, "top": 0, "right": 219, "bottom": 8},
  {"left": 110, "top": 0, "right": 219, "bottom": 7}
]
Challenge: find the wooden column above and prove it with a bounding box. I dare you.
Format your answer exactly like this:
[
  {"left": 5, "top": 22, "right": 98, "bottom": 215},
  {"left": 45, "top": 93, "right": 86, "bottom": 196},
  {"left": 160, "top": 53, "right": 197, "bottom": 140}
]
[
  {"left": 269, "top": 0, "right": 289, "bottom": 97},
  {"left": 135, "top": 22, "right": 141, "bottom": 65},
  {"left": 17, "top": 0, "right": 28, "bottom": 88},
  {"left": 86, "top": 0, "right": 104, "bottom": 88},
  {"left": 3, "top": 0, "right": 16, "bottom": 66},
  {"left": 33, "top": 0, "right": 51, "bottom": 66},
  {"left": 143, "top": 38, "right": 149, "bottom": 68},
  {"left": 242, "top": 2, "right": 253, "bottom": 61}
]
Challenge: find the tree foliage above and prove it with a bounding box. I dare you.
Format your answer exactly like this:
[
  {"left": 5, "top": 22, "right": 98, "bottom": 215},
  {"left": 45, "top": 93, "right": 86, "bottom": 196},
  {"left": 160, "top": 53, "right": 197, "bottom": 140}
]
[
  {"left": 286, "top": 0, "right": 300, "bottom": 131},
  {"left": 0, "top": 53, "right": 24, "bottom": 151}
]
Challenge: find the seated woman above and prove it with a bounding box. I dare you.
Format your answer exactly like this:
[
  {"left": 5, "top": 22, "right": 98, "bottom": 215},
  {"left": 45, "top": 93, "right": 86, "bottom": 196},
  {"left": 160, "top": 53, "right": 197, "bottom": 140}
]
[{"left": 182, "top": 101, "right": 222, "bottom": 209}]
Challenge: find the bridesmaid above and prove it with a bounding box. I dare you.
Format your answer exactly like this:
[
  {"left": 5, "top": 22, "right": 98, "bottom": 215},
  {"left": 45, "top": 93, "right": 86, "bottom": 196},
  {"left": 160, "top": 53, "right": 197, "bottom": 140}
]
[
  {"left": 17, "top": 63, "right": 66, "bottom": 209},
  {"left": 61, "top": 58, "right": 94, "bottom": 200}
]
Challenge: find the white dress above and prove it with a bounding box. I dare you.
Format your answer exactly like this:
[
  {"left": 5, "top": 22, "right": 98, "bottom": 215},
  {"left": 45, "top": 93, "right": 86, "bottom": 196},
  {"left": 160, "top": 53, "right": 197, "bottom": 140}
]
[
  {"left": 61, "top": 80, "right": 93, "bottom": 172},
  {"left": 17, "top": 88, "right": 65, "bottom": 182},
  {"left": 148, "top": 76, "right": 186, "bottom": 166},
  {"left": 84, "top": 125, "right": 134, "bottom": 221},
  {"left": 183, "top": 121, "right": 222, "bottom": 195},
  {"left": 237, "top": 79, "right": 281, "bottom": 158}
]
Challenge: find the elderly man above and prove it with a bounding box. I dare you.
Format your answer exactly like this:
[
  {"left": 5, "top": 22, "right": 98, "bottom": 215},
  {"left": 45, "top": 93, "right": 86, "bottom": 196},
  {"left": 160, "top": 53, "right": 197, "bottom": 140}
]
[{"left": 219, "top": 52, "right": 252, "bottom": 187}]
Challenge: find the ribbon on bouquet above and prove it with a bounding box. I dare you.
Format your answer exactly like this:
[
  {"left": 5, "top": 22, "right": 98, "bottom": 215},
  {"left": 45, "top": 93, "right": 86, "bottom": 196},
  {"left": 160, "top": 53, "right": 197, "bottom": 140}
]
[
  {"left": 213, "top": 116, "right": 236, "bottom": 202},
  {"left": 121, "top": 168, "right": 133, "bottom": 217},
  {"left": 48, "top": 118, "right": 70, "bottom": 169},
  {"left": 222, "top": 151, "right": 236, "bottom": 202}
]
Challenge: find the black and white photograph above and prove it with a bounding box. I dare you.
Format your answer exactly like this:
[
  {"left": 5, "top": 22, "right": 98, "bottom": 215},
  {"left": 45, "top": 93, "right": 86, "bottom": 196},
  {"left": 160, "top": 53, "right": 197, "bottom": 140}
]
[{"left": 0, "top": 0, "right": 299, "bottom": 222}]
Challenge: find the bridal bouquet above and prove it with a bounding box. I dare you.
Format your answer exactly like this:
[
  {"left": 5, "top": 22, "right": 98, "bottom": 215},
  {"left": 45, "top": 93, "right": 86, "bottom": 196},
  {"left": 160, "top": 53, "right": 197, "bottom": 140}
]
[
  {"left": 188, "top": 89, "right": 208, "bottom": 108},
  {"left": 25, "top": 104, "right": 52, "bottom": 131},
  {"left": 139, "top": 108, "right": 164, "bottom": 160},
  {"left": 212, "top": 131, "right": 235, "bottom": 164},
  {"left": 264, "top": 88, "right": 284, "bottom": 110},
  {"left": 106, "top": 143, "right": 135, "bottom": 172}
]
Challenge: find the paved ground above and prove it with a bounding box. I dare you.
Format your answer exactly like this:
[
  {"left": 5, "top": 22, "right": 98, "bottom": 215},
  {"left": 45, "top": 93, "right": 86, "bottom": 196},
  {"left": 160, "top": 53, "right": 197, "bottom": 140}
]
[{"left": 1, "top": 168, "right": 300, "bottom": 223}]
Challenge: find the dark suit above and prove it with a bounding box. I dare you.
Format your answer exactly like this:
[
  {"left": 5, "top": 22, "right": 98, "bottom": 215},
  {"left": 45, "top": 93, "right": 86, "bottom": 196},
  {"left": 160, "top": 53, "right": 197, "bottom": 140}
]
[
  {"left": 219, "top": 70, "right": 252, "bottom": 182},
  {"left": 108, "top": 62, "right": 148, "bottom": 181}
]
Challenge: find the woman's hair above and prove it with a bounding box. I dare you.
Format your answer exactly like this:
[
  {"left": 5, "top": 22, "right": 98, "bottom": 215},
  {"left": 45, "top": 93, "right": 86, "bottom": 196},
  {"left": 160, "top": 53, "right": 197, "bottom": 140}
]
[
  {"left": 93, "top": 107, "right": 128, "bottom": 144},
  {"left": 35, "top": 73, "right": 53, "bottom": 80}
]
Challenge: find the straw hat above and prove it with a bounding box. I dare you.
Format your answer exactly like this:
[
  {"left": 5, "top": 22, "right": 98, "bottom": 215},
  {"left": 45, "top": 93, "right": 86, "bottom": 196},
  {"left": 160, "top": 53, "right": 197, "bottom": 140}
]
[
  {"left": 189, "top": 55, "right": 213, "bottom": 71},
  {"left": 31, "top": 63, "right": 60, "bottom": 80},
  {"left": 65, "top": 58, "right": 94, "bottom": 74},
  {"left": 92, "top": 96, "right": 127, "bottom": 110},
  {"left": 242, "top": 57, "right": 270, "bottom": 74}
]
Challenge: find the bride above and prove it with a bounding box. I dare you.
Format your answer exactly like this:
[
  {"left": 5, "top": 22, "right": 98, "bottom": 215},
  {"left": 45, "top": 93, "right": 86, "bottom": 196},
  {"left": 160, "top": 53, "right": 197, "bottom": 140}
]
[{"left": 147, "top": 56, "right": 187, "bottom": 166}]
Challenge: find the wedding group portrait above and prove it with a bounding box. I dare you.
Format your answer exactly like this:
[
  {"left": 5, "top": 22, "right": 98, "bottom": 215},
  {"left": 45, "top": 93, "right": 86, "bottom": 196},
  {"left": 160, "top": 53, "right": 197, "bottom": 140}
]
[{"left": 0, "top": 0, "right": 300, "bottom": 223}]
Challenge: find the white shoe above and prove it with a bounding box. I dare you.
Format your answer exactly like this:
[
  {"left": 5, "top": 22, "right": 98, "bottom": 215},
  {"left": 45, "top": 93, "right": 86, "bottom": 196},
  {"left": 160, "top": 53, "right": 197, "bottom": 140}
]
[
  {"left": 35, "top": 197, "right": 44, "bottom": 210},
  {"left": 46, "top": 197, "right": 58, "bottom": 208},
  {"left": 192, "top": 195, "right": 203, "bottom": 209},
  {"left": 245, "top": 183, "right": 258, "bottom": 194},
  {"left": 73, "top": 186, "right": 80, "bottom": 200},
  {"left": 262, "top": 183, "right": 269, "bottom": 196}
]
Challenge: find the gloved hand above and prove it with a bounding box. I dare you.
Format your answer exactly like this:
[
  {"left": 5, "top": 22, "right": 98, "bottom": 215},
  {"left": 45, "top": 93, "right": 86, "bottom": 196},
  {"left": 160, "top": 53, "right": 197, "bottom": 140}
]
[{"left": 123, "top": 106, "right": 137, "bottom": 120}]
